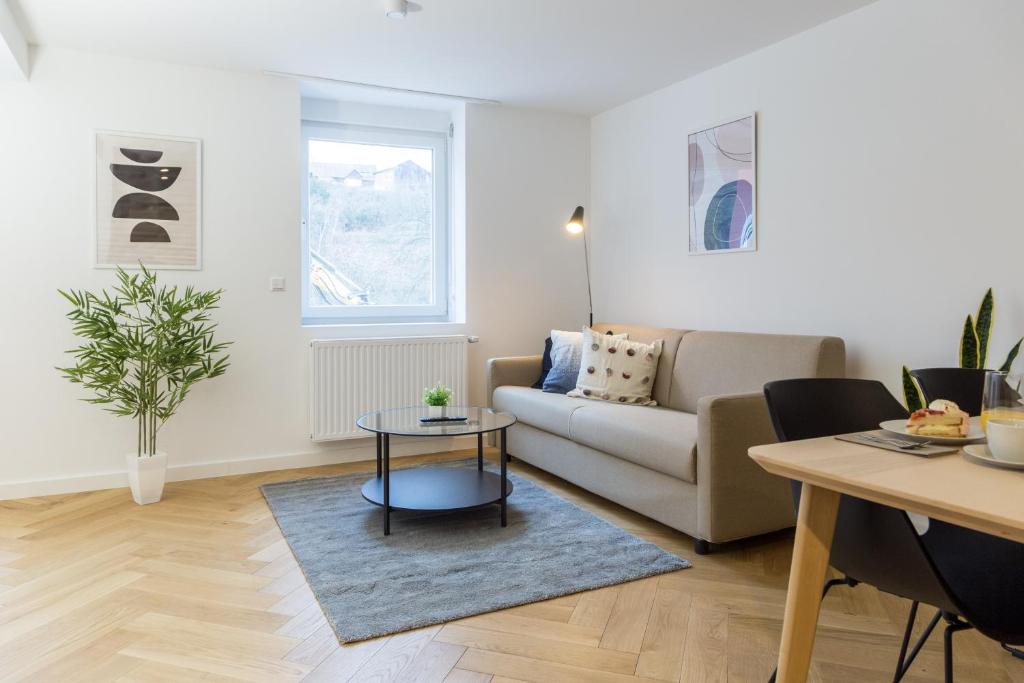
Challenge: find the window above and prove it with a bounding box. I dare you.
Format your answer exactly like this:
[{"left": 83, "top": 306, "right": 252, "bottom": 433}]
[{"left": 301, "top": 122, "right": 449, "bottom": 324}]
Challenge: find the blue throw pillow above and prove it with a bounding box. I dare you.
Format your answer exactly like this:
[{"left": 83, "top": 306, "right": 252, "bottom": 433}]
[{"left": 542, "top": 330, "right": 584, "bottom": 394}]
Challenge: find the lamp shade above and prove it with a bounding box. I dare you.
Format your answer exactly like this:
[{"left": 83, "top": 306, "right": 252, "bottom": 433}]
[{"left": 566, "top": 206, "right": 584, "bottom": 234}]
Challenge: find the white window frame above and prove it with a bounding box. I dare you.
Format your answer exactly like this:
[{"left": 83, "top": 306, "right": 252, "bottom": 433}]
[{"left": 301, "top": 121, "right": 450, "bottom": 325}]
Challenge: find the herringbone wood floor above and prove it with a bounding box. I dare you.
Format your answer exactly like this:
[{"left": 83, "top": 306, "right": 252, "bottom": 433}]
[{"left": 0, "top": 450, "right": 1020, "bottom": 683}]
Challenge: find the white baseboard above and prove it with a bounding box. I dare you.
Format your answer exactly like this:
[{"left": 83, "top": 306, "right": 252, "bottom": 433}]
[
  {"left": 0, "top": 470, "right": 132, "bottom": 501},
  {"left": 0, "top": 435, "right": 474, "bottom": 501}
]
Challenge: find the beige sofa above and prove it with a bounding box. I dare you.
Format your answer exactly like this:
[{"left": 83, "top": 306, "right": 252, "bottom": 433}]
[{"left": 487, "top": 323, "right": 845, "bottom": 554}]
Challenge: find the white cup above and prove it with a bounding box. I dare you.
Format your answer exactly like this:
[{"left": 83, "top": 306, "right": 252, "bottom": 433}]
[{"left": 986, "top": 419, "right": 1024, "bottom": 463}]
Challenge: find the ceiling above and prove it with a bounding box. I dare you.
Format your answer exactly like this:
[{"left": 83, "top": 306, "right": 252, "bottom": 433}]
[{"left": 12, "top": 0, "right": 875, "bottom": 115}]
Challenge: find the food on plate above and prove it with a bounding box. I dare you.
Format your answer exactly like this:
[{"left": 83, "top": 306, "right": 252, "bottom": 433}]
[{"left": 906, "top": 399, "right": 969, "bottom": 437}]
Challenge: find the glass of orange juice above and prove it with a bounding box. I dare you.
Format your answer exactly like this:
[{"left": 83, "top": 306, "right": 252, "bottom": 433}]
[{"left": 981, "top": 370, "right": 1024, "bottom": 431}]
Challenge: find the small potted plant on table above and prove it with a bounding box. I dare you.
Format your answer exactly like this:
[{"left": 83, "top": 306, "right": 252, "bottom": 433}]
[
  {"left": 57, "top": 266, "right": 231, "bottom": 505},
  {"left": 423, "top": 382, "right": 453, "bottom": 418}
]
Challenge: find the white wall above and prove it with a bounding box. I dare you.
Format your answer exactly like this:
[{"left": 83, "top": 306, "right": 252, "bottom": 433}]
[
  {"left": 0, "top": 47, "right": 589, "bottom": 497},
  {"left": 590, "top": 0, "right": 1024, "bottom": 395},
  {"left": 464, "top": 105, "right": 591, "bottom": 403}
]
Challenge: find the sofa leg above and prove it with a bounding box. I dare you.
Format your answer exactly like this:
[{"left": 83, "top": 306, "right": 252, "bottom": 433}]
[{"left": 693, "top": 539, "right": 712, "bottom": 555}]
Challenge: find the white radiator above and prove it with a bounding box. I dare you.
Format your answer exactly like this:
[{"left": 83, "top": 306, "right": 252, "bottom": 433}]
[{"left": 309, "top": 336, "right": 469, "bottom": 441}]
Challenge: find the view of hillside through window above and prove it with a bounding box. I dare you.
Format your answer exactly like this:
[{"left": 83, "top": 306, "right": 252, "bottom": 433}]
[{"left": 307, "top": 139, "right": 434, "bottom": 308}]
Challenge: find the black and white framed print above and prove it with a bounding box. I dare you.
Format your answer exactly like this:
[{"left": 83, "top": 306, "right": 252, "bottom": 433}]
[{"left": 94, "top": 131, "right": 202, "bottom": 269}]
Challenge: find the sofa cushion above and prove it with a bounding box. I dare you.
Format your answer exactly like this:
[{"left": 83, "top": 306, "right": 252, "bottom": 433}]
[
  {"left": 568, "top": 330, "right": 663, "bottom": 406},
  {"left": 669, "top": 331, "right": 846, "bottom": 413},
  {"left": 531, "top": 336, "right": 553, "bottom": 389},
  {"left": 568, "top": 402, "right": 698, "bottom": 483},
  {"left": 492, "top": 386, "right": 590, "bottom": 439},
  {"left": 592, "top": 323, "right": 690, "bottom": 407}
]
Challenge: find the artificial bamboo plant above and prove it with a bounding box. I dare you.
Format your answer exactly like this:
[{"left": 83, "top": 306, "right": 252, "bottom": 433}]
[
  {"left": 58, "top": 266, "right": 231, "bottom": 457},
  {"left": 902, "top": 288, "right": 1022, "bottom": 410}
]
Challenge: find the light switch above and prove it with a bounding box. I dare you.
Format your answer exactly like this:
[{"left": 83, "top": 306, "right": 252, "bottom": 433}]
[{"left": 270, "top": 276, "right": 286, "bottom": 292}]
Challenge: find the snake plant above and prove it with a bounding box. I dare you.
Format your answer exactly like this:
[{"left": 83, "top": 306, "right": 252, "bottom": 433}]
[{"left": 902, "top": 288, "right": 1022, "bottom": 410}]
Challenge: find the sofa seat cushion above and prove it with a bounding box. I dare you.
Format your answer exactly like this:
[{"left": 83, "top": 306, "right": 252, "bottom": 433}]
[
  {"left": 492, "top": 386, "right": 591, "bottom": 439},
  {"left": 568, "top": 403, "right": 698, "bottom": 484}
]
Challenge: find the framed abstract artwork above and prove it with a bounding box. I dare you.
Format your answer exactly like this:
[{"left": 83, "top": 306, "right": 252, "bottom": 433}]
[
  {"left": 688, "top": 113, "right": 756, "bottom": 254},
  {"left": 94, "top": 131, "right": 202, "bottom": 269}
]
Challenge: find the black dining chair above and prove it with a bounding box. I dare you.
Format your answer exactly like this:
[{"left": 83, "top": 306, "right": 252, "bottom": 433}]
[
  {"left": 763, "top": 378, "right": 969, "bottom": 682},
  {"left": 918, "top": 520, "right": 1024, "bottom": 668},
  {"left": 910, "top": 367, "right": 988, "bottom": 416}
]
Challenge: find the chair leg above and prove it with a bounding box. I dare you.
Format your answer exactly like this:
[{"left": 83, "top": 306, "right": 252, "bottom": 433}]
[
  {"left": 893, "top": 604, "right": 942, "bottom": 683},
  {"left": 944, "top": 624, "right": 954, "bottom": 683},
  {"left": 1001, "top": 643, "right": 1024, "bottom": 661},
  {"left": 893, "top": 601, "right": 920, "bottom": 682},
  {"left": 941, "top": 612, "right": 972, "bottom": 683},
  {"left": 822, "top": 576, "right": 855, "bottom": 593},
  {"left": 767, "top": 576, "right": 854, "bottom": 682}
]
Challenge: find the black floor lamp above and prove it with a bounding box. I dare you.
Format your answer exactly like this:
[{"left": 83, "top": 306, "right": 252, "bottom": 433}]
[{"left": 565, "top": 206, "right": 593, "bottom": 327}]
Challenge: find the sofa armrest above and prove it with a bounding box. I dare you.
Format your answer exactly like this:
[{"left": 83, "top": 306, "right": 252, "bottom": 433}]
[
  {"left": 486, "top": 355, "right": 543, "bottom": 406},
  {"left": 696, "top": 391, "right": 794, "bottom": 543}
]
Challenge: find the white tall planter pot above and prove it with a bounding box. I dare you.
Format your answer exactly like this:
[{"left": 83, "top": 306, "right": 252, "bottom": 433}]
[{"left": 126, "top": 452, "right": 167, "bottom": 505}]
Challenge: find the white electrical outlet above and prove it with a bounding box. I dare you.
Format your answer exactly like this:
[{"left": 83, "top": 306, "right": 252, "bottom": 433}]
[{"left": 270, "top": 277, "right": 286, "bottom": 292}]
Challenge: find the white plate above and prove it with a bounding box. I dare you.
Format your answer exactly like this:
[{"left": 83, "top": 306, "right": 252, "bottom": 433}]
[
  {"left": 879, "top": 416, "right": 986, "bottom": 445},
  {"left": 962, "top": 444, "right": 1024, "bottom": 471}
]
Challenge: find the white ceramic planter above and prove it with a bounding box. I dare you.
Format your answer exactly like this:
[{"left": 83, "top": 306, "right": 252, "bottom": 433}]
[
  {"left": 427, "top": 405, "right": 448, "bottom": 418},
  {"left": 126, "top": 451, "right": 167, "bottom": 505}
]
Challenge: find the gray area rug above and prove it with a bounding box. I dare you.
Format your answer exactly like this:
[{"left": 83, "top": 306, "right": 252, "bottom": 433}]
[{"left": 261, "top": 459, "right": 690, "bottom": 642}]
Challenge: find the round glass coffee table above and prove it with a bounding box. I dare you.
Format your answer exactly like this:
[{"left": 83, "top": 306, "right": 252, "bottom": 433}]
[{"left": 355, "top": 406, "right": 517, "bottom": 535}]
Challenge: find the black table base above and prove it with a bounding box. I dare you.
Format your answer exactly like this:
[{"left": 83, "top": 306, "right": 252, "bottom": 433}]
[
  {"left": 363, "top": 426, "right": 511, "bottom": 535},
  {"left": 360, "top": 468, "right": 513, "bottom": 512}
]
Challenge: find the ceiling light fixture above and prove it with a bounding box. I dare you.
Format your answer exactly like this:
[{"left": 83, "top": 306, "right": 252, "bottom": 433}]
[{"left": 384, "top": 0, "right": 408, "bottom": 19}]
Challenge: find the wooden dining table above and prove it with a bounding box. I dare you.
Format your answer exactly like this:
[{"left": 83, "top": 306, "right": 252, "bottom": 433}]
[{"left": 749, "top": 437, "right": 1024, "bottom": 683}]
